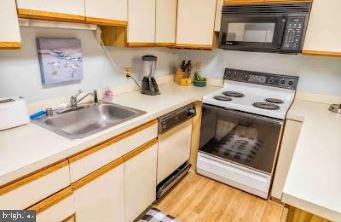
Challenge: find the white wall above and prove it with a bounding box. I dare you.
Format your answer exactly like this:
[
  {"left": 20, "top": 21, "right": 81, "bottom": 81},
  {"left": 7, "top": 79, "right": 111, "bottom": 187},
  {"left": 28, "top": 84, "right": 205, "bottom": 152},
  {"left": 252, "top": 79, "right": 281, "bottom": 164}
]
[
  {"left": 1, "top": 27, "right": 341, "bottom": 102},
  {"left": 178, "top": 49, "right": 341, "bottom": 96},
  {"left": 0, "top": 27, "right": 178, "bottom": 102}
]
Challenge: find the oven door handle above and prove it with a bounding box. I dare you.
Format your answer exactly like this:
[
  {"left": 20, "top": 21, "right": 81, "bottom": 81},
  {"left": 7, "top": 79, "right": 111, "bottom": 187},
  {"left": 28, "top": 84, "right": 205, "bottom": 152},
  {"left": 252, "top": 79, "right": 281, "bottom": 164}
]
[{"left": 203, "top": 104, "right": 283, "bottom": 126}]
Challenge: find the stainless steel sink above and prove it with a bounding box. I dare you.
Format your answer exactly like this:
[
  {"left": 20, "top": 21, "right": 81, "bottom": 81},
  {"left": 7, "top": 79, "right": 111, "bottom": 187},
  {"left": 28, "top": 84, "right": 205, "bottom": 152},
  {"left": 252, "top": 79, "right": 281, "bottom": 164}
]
[{"left": 33, "top": 103, "right": 146, "bottom": 139}]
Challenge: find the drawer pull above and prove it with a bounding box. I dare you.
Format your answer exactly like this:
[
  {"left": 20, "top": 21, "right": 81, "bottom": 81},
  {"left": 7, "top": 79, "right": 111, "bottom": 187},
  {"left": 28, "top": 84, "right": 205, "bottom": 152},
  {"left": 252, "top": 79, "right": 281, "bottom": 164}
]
[
  {"left": 71, "top": 138, "right": 158, "bottom": 190},
  {"left": 26, "top": 187, "right": 73, "bottom": 214},
  {"left": 0, "top": 160, "right": 68, "bottom": 195},
  {"left": 69, "top": 119, "right": 158, "bottom": 163}
]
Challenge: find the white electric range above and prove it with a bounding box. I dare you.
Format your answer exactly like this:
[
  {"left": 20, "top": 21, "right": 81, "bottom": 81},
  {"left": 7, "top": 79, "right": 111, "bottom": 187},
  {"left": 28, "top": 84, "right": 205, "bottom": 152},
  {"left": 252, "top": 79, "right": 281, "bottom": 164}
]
[{"left": 197, "top": 68, "right": 298, "bottom": 199}]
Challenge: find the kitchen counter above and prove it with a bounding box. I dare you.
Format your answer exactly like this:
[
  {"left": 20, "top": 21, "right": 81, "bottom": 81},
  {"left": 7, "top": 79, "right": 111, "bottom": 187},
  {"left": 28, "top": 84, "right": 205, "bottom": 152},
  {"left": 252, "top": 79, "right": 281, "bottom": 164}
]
[
  {"left": 283, "top": 99, "right": 341, "bottom": 222},
  {"left": 0, "top": 83, "right": 219, "bottom": 186}
]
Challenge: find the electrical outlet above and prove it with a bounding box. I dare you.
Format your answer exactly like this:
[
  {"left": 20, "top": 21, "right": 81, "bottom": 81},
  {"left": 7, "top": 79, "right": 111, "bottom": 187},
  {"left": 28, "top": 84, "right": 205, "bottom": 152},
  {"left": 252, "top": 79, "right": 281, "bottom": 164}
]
[{"left": 124, "top": 67, "right": 134, "bottom": 77}]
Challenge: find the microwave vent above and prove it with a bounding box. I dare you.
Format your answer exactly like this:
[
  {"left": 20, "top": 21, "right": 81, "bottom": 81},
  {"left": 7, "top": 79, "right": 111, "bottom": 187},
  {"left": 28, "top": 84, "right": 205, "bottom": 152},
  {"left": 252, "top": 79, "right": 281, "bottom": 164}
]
[{"left": 222, "top": 3, "right": 311, "bottom": 14}]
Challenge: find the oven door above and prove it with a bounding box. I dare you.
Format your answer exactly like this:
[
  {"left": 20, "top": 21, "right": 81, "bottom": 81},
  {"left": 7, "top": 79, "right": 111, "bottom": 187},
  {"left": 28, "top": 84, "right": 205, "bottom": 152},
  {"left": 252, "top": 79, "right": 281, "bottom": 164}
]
[
  {"left": 219, "top": 14, "right": 287, "bottom": 52},
  {"left": 199, "top": 104, "right": 283, "bottom": 175}
]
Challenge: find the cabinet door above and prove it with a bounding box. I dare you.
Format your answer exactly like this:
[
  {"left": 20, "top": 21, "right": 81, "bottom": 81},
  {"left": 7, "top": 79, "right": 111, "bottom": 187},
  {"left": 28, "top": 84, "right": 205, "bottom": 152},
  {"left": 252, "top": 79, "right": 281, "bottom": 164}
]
[
  {"left": 128, "top": 0, "right": 156, "bottom": 47},
  {"left": 176, "top": 0, "right": 217, "bottom": 49},
  {"left": 16, "top": 0, "right": 85, "bottom": 22},
  {"left": 214, "top": 0, "right": 224, "bottom": 32},
  {"left": 155, "top": 0, "right": 177, "bottom": 47},
  {"left": 69, "top": 120, "right": 158, "bottom": 183},
  {"left": 0, "top": 0, "right": 21, "bottom": 49},
  {"left": 271, "top": 120, "right": 302, "bottom": 199},
  {"left": 74, "top": 164, "right": 125, "bottom": 222},
  {"left": 0, "top": 161, "right": 70, "bottom": 210},
  {"left": 85, "top": 0, "right": 128, "bottom": 26},
  {"left": 303, "top": 0, "right": 341, "bottom": 57},
  {"left": 28, "top": 188, "right": 76, "bottom": 222},
  {"left": 125, "top": 144, "right": 157, "bottom": 222}
]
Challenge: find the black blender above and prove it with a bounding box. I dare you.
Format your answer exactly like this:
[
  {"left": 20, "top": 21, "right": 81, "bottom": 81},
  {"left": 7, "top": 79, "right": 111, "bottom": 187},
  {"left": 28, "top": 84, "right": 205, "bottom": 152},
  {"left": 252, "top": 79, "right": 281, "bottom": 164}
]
[{"left": 141, "top": 55, "right": 160, "bottom": 96}]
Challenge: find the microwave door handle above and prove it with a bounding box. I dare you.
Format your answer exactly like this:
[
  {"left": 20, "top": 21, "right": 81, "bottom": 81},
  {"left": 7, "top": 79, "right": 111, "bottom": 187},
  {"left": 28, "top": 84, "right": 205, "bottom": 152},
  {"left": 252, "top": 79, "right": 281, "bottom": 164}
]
[{"left": 276, "top": 17, "right": 287, "bottom": 47}]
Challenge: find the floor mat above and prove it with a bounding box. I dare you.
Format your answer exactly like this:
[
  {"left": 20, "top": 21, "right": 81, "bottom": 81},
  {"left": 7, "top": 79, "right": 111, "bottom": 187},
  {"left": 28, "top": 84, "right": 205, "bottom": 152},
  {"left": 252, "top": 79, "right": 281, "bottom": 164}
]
[{"left": 139, "top": 208, "right": 178, "bottom": 222}]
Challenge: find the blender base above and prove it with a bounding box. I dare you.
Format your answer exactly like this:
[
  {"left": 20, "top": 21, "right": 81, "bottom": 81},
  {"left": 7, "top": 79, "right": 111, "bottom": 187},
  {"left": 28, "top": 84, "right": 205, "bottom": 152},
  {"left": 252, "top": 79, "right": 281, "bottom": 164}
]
[{"left": 141, "top": 77, "right": 160, "bottom": 96}]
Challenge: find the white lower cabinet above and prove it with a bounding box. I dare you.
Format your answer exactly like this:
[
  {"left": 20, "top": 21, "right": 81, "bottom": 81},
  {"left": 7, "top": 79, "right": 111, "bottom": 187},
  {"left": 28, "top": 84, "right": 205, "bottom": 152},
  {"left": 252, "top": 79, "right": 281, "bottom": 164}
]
[
  {"left": 125, "top": 144, "right": 158, "bottom": 222},
  {"left": 74, "top": 164, "right": 125, "bottom": 222},
  {"left": 0, "top": 161, "right": 70, "bottom": 210},
  {"left": 271, "top": 119, "right": 303, "bottom": 199},
  {"left": 25, "top": 186, "right": 75, "bottom": 222}
]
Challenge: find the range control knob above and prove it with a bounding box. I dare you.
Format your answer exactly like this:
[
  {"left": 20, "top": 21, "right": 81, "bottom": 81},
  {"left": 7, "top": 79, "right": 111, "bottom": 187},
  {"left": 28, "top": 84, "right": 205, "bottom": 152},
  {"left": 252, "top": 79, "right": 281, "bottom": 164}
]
[
  {"left": 268, "top": 77, "right": 276, "bottom": 84},
  {"left": 280, "top": 79, "right": 286, "bottom": 85},
  {"left": 288, "top": 80, "right": 294, "bottom": 86},
  {"left": 187, "top": 108, "right": 196, "bottom": 117}
]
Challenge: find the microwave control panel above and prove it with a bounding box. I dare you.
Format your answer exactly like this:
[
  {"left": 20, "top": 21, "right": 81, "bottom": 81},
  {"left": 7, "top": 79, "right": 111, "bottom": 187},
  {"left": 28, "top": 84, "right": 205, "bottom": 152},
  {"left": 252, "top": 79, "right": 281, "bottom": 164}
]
[{"left": 282, "top": 17, "right": 306, "bottom": 51}]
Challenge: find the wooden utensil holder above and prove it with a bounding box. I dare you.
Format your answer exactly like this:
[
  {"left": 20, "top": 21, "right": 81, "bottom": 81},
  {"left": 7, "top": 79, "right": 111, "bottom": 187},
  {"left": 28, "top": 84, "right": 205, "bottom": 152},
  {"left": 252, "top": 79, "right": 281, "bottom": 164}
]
[{"left": 174, "top": 69, "right": 192, "bottom": 86}]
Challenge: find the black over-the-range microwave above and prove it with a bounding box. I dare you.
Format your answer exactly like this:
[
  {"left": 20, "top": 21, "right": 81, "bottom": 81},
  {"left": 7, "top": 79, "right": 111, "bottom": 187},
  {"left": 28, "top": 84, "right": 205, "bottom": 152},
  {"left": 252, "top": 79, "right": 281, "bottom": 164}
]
[{"left": 219, "top": 3, "right": 312, "bottom": 54}]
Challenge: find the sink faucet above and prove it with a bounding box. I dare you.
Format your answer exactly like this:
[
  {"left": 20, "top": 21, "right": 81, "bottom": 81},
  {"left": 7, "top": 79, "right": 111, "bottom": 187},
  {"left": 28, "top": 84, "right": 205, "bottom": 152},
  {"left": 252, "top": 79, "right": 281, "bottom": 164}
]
[{"left": 70, "top": 90, "right": 98, "bottom": 108}]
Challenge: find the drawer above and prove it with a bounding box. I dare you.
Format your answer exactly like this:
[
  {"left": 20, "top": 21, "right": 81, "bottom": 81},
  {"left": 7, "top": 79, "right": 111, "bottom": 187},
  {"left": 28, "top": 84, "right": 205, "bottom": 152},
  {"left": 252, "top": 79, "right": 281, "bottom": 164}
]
[
  {"left": 69, "top": 119, "right": 158, "bottom": 182},
  {"left": 197, "top": 153, "right": 271, "bottom": 199},
  {"left": 0, "top": 161, "right": 70, "bottom": 210},
  {"left": 28, "top": 187, "right": 75, "bottom": 222}
]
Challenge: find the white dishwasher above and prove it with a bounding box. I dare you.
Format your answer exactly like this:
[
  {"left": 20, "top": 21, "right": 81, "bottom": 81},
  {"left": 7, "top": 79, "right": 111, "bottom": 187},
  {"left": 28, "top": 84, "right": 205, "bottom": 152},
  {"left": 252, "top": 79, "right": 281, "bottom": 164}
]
[{"left": 156, "top": 103, "right": 196, "bottom": 200}]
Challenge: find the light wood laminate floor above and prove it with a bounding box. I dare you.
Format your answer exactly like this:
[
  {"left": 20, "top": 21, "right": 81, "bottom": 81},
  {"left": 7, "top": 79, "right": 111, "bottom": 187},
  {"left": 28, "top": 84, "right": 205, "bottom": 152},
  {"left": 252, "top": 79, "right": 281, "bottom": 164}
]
[{"left": 156, "top": 172, "right": 286, "bottom": 222}]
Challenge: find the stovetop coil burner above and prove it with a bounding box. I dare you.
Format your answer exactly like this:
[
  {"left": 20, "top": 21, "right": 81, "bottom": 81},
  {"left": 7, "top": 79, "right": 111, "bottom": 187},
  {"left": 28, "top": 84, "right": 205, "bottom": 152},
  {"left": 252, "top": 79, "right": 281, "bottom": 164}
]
[
  {"left": 214, "top": 96, "right": 232, "bottom": 101},
  {"left": 253, "top": 102, "right": 280, "bottom": 110},
  {"left": 265, "top": 98, "right": 284, "bottom": 104},
  {"left": 223, "top": 91, "right": 244, "bottom": 98}
]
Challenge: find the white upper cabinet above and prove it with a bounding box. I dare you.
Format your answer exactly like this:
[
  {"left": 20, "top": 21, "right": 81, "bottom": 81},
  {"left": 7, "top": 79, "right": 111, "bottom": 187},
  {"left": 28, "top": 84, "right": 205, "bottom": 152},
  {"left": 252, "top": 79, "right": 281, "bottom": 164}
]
[
  {"left": 128, "top": 0, "right": 156, "bottom": 46},
  {"left": 0, "top": 0, "right": 21, "bottom": 49},
  {"left": 303, "top": 0, "right": 341, "bottom": 56},
  {"left": 16, "top": 0, "right": 85, "bottom": 22},
  {"left": 176, "top": 0, "right": 217, "bottom": 49},
  {"left": 214, "top": 0, "right": 224, "bottom": 32},
  {"left": 85, "top": 0, "right": 128, "bottom": 26},
  {"left": 155, "top": 0, "right": 177, "bottom": 46}
]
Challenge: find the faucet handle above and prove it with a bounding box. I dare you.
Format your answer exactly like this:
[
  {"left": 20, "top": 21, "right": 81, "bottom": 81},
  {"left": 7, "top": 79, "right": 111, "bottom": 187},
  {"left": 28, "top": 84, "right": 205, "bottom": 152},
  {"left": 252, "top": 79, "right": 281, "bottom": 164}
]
[
  {"left": 70, "top": 90, "right": 83, "bottom": 107},
  {"left": 72, "top": 89, "right": 83, "bottom": 99},
  {"left": 93, "top": 90, "right": 98, "bottom": 103}
]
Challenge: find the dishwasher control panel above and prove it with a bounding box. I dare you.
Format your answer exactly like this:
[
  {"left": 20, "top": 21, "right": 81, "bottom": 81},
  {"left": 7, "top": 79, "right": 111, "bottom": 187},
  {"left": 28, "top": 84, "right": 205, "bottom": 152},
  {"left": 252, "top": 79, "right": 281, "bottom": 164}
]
[{"left": 158, "top": 103, "right": 196, "bottom": 134}]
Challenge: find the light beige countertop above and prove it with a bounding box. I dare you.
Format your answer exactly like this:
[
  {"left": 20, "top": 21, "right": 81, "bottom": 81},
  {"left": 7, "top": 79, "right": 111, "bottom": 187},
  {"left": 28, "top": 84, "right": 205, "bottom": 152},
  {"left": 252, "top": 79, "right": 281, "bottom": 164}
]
[
  {"left": 0, "top": 83, "right": 219, "bottom": 186},
  {"left": 283, "top": 99, "right": 341, "bottom": 222}
]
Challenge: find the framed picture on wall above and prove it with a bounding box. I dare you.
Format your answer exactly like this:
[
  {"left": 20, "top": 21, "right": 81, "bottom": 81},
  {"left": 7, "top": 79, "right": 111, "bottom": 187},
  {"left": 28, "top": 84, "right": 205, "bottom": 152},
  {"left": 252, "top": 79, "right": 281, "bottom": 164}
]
[{"left": 36, "top": 37, "right": 83, "bottom": 86}]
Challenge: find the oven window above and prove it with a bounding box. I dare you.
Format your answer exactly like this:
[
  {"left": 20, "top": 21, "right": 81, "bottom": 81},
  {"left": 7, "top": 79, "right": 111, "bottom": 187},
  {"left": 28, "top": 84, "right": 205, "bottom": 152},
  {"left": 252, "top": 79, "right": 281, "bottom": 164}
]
[
  {"left": 226, "top": 23, "right": 276, "bottom": 43},
  {"left": 199, "top": 105, "right": 282, "bottom": 174}
]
